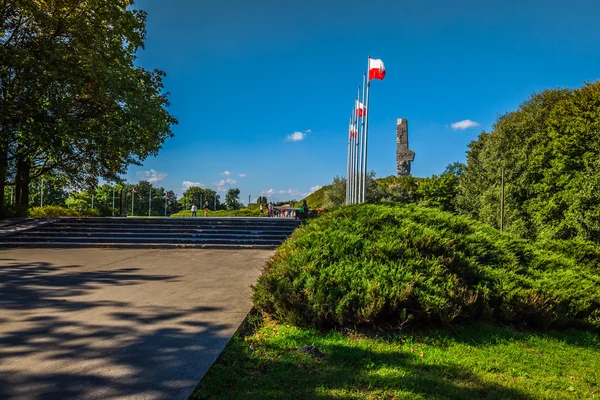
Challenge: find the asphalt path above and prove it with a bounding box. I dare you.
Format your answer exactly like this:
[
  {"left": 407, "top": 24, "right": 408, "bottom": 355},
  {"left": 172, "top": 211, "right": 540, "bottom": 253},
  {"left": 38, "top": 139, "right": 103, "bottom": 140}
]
[{"left": 0, "top": 248, "right": 271, "bottom": 399}]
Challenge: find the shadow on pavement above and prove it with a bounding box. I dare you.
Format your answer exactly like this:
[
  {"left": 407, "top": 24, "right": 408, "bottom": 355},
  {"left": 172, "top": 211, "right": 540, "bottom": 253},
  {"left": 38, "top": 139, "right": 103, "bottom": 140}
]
[{"left": 0, "top": 259, "right": 233, "bottom": 400}]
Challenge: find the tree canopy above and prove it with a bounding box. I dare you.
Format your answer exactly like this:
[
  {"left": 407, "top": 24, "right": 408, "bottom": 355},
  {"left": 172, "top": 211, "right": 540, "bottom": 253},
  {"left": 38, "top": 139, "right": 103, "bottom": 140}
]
[
  {"left": 456, "top": 81, "right": 600, "bottom": 243},
  {"left": 1, "top": 0, "right": 177, "bottom": 216}
]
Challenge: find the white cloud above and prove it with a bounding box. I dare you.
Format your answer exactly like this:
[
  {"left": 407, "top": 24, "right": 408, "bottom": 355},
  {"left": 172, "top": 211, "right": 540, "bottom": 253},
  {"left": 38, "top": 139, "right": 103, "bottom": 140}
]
[
  {"left": 238, "top": 173, "right": 246, "bottom": 178},
  {"left": 285, "top": 129, "right": 311, "bottom": 142},
  {"left": 217, "top": 186, "right": 227, "bottom": 192},
  {"left": 261, "top": 188, "right": 306, "bottom": 199},
  {"left": 450, "top": 119, "right": 480, "bottom": 130},
  {"left": 213, "top": 178, "right": 237, "bottom": 187},
  {"left": 137, "top": 169, "right": 167, "bottom": 184},
  {"left": 182, "top": 181, "right": 205, "bottom": 191},
  {"left": 221, "top": 171, "right": 231, "bottom": 176}
]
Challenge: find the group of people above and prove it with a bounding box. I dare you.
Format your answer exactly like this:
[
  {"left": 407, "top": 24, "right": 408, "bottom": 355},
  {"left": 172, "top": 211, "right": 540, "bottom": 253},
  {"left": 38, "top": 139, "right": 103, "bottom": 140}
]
[
  {"left": 189, "top": 199, "right": 310, "bottom": 219},
  {"left": 190, "top": 201, "right": 209, "bottom": 217},
  {"left": 260, "top": 200, "right": 309, "bottom": 220}
]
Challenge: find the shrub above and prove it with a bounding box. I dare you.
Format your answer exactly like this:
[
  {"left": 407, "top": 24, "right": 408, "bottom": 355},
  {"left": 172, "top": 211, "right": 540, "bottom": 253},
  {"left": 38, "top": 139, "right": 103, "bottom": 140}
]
[
  {"left": 28, "top": 206, "right": 103, "bottom": 218},
  {"left": 253, "top": 204, "right": 600, "bottom": 331},
  {"left": 29, "top": 206, "right": 79, "bottom": 218}
]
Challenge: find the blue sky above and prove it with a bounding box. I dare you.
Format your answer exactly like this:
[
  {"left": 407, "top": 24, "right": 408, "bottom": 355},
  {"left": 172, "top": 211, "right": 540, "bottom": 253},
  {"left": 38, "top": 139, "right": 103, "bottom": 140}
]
[{"left": 127, "top": 0, "right": 600, "bottom": 204}]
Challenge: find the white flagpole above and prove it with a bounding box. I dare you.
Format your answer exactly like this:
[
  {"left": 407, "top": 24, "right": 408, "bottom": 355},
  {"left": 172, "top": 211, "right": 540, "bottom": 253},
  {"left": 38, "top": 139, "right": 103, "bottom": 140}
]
[
  {"left": 346, "top": 114, "right": 352, "bottom": 205},
  {"left": 362, "top": 58, "right": 371, "bottom": 203},
  {"left": 148, "top": 188, "right": 152, "bottom": 216},
  {"left": 131, "top": 191, "right": 135, "bottom": 217},
  {"left": 350, "top": 106, "right": 356, "bottom": 204}
]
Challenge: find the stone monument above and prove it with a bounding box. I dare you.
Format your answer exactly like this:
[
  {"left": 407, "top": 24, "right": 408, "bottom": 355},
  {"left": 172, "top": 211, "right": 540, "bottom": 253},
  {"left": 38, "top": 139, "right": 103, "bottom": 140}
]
[{"left": 396, "top": 118, "right": 415, "bottom": 176}]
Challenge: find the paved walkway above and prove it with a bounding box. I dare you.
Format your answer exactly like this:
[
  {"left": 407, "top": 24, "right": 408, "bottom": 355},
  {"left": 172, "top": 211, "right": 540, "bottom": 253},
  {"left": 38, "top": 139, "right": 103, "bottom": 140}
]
[{"left": 0, "top": 248, "right": 271, "bottom": 399}]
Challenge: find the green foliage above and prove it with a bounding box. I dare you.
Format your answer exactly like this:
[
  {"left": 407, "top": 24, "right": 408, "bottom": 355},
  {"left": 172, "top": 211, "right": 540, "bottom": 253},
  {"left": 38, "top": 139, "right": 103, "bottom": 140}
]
[
  {"left": 28, "top": 205, "right": 100, "bottom": 218},
  {"left": 1, "top": 0, "right": 177, "bottom": 216},
  {"left": 457, "top": 82, "right": 600, "bottom": 243},
  {"left": 300, "top": 186, "right": 326, "bottom": 208},
  {"left": 253, "top": 204, "right": 600, "bottom": 330},
  {"left": 417, "top": 166, "right": 462, "bottom": 211},
  {"left": 225, "top": 188, "right": 242, "bottom": 210},
  {"left": 179, "top": 186, "right": 221, "bottom": 211}
]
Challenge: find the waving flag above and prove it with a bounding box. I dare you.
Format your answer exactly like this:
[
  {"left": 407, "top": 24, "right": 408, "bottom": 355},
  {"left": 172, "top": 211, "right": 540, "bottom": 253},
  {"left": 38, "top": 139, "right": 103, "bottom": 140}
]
[
  {"left": 356, "top": 101, "right": 366, "bottom": 117},
  {"left": 368, "top": 58, "right": 386, "bottom": 80},
  {"left": 132, "top": 189, "right": 137, "bottom": 194},
  {"left": 349, "top": 123, "right": 358, "bottom": 138}
]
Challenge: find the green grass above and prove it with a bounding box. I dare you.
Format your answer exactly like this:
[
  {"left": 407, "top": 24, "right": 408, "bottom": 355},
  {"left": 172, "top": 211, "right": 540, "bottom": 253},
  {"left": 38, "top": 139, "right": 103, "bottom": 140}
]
[{"left": 190, "top": 317, "right": 600, "bottom": 399}]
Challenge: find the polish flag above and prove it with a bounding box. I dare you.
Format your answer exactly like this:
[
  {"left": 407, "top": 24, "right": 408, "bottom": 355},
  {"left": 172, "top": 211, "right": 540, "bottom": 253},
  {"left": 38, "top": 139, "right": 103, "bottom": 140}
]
[
  {"left": 349, "top": 123, "right": 358, "bottom": 138},
  {"left": 356, "top": 101, "right": 366, "bottom": 117},
  {"left": 368, "top": 58, "right": 386, "bottom": 80}
]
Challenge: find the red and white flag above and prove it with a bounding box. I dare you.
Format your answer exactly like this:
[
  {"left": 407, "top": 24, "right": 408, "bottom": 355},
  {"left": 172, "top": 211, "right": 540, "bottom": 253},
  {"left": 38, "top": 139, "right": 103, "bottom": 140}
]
[
  {"left": 368, "top": 58, "right": 386, "bottom": 80},
  {"left": 132, "top": 189, "right": 137, "bottom": 194},
  {"left": 356, "top": 100, "right": 366, "bottom": 117},
  {"left": 349, "top": 123, "right": 358, "bottom": 138}
]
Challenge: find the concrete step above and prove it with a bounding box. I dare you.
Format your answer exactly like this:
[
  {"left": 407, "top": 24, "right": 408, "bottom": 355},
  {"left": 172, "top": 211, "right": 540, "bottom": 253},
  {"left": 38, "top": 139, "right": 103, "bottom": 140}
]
[
  {"left": 0, "top": 217, "right": 301, "bottom": 249},
  {"left": 36, "top": 225, "right": 297, "bottom": 233},
  {"left": 47, "top": 217, "right": 301, "bottom": 226},
  {"left": 0, "top": 241, "right": 279, "bottom": 249},
  {"left": 14, "top": 232, "right": 291, "bottom": 240},
  {"left": 2, "top": 235, "right": 285, "bottom": 243}
]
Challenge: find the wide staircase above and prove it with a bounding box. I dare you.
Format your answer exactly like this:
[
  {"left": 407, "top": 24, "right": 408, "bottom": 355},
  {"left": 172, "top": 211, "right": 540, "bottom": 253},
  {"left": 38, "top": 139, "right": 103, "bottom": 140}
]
[{"left": 0, "top": 217, "right": 301, "bottom": 249}]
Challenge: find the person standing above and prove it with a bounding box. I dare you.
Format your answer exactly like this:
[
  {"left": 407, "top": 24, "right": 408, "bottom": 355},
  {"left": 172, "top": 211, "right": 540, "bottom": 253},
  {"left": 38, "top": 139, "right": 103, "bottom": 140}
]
[
  {"left": 191, "top": 204, "right": 197, "bottom": 217},
  {"left": 204, "top": 200, "right": 209, "bottom": 217},
  {"left": 259, "top": 203, "right": 264, "bottom": 216}
]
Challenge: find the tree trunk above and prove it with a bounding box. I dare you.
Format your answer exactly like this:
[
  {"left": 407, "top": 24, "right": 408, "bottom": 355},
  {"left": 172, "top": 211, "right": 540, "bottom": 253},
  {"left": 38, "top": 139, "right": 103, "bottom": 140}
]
[
  {"left": 15, "top": 152, "right": 31, "bottom": 217},
  {"left": 0, "top": 136, "right": 7, "bottom": 217}
]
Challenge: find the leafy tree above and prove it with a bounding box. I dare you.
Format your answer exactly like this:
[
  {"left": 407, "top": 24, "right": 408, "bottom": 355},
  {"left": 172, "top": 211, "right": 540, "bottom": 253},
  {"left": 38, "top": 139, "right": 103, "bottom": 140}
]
[
  {"left": 225, "top": 188, "right": 242, "bottom": 210},
  {"left": 323, "top": 175, "right": 346, "bottom": 207},
  {"left": 1, "top": 0, "right": 177, "bottom": 216},
  {"left": 179, "top": 187, "right": 220, "bottom": 211},
  {"left": 456, "top": 81, "right": 600, "bottom": 242},
  {"left": 256, "top": 196, "right": 268, "bottom": 205}
]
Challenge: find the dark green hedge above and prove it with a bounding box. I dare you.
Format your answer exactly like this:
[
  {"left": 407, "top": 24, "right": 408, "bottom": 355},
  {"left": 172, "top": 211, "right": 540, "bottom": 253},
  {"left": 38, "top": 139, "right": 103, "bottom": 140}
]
[{"left": 253, "top": 204, "right": 600, "bottom": 330}]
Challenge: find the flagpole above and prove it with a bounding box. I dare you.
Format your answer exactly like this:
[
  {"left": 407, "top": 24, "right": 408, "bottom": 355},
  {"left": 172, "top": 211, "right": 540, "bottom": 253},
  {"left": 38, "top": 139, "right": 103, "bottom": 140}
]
[
  {"left": 148, "top": 188, "right": 152, "bottom": 217},
  {"left": 346, "top": 114, "right": 352, "bottom": 205},
  {"left": 353, "top": 99, "right": 359, "bottom": 204},
  {"left": 352, "top": 90, "right": 360, "bottom": 204},
  {"left": 350, "top": 106, "right": 356, "bottom": 204},
  {"left": 131, "top": 190, "right": 135, "bottom": 217},
  {"left": 362, "top": 57, "right": 371, "bottom": 203},
  {"left": 112, "top": 187, "right": 115, "bottom": 216}
]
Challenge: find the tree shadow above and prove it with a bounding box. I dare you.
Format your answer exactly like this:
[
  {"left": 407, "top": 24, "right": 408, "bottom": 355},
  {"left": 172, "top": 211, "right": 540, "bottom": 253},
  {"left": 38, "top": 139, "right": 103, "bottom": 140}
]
[
  {"left": 0, "top": 259, "right": 240, "bottom": 400},
  {"left": 420, "top": 322, "right": 600, "bottom": 352},
  {"left": 193, "top": 315, "right": 600, "bottom": 400},
  {"left": 194, "top": 333, "right": 535, "bottom": 400}
]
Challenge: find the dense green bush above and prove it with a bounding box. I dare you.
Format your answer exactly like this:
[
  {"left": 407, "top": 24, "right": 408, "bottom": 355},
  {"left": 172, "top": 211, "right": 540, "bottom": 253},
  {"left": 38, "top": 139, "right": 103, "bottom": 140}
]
[
  {"left": 28, "top": 206, "right": 102, "bottom": 218},
  {"left": 253, "top": 204, "right": 600, "bottom": 330}
]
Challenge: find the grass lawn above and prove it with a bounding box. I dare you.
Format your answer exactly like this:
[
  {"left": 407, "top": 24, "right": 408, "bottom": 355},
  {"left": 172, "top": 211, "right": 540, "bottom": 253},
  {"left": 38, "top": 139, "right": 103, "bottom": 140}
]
[{"left": 190, "top": 317, "right": 600, "bottom": 400}]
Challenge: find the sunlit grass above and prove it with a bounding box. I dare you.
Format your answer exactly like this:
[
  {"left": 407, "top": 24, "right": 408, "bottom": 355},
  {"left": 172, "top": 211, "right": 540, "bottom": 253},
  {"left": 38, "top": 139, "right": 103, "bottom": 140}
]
[{"left": 190, "top": 318, "right": 600, "bottom": 400}]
